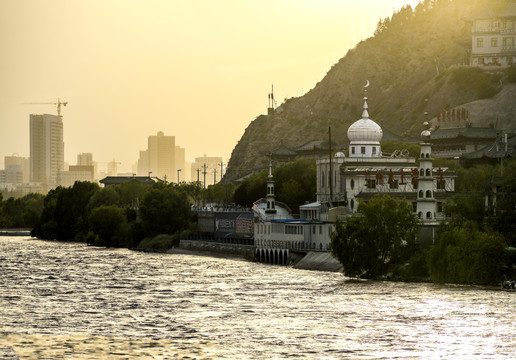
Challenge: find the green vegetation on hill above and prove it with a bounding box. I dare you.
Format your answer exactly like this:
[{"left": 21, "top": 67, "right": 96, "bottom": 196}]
[{"left": 225, "top": 0, "right": 513, "bottom": 182}]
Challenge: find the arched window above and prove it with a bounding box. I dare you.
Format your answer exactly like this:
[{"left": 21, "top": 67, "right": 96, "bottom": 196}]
[
  {"left": 350, "top": 199, "right": 355, "bottom": 210},
  {"left": 419, "top": 190, "right": 424, "bottom": 198},
  {"left": 426, "top": 153, "right": 430, "bottom": 158},
  {"left": 426, "top": 211, "right": 432, "bottom": 219},
  {"left": 426, "top": 169, "right": 431, "bottom": 176},
  {"left": 420, "top": 168, "right": 424, "bottom": 176},
  {"left": 350, "top": 179, "right": 355, "bottom": 189},
  {"left": 420, "top": 153, "right": 424, "bottom": 158},
  {"left": 418, "top": 212, "right": 422, "bottom": 218},
  {"left": 426, "top": 190, "right": 432, "bottom": 198}
]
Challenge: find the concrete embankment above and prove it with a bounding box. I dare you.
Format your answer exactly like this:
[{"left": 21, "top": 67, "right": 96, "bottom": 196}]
[
  {"left": 179, "top": 240, "right": 343, "bottom": 273},
  {"left": 178, "top": 240, "right": 255, "bottom": 261},
  {"left": 292, "top": 251, "right": 343, "bottom": 272}
]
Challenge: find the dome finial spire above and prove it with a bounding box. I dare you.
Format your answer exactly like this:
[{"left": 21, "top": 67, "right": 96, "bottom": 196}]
[{"left": 362, "top": 80, "right": 370, "bottom": 119}]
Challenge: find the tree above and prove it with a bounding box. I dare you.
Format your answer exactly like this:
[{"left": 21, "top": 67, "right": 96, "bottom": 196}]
[
  {"left": 87, "top": 187, "right": 120, "bottom": 210},
  {"left": 428, "top": 221, "right": 508, "bottom": 285},
  {"left": 330, "top": 194, "right": 420, "bottom": 278},
  {"left": 139, "top": 184, "right": 191, "bottom": 236},
  {"left": 33, "top": 181, "right": 99, "bottom": 240},
  {"left": 88, "top": 205, "right": 127, "bottom": 247}
]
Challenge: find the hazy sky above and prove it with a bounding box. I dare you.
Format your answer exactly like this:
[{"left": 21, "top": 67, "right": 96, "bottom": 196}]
[{"left": 1, "top": 0, "right": 418, "bottom": 173}]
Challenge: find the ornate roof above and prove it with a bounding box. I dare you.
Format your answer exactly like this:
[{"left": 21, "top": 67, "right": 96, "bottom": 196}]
[{"left": 347, "top": 97, "right": 383, "bottom": 144}]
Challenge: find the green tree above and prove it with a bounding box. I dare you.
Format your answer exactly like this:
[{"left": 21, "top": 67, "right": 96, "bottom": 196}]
[
  {"left": 330, "top": 194, "right": 420, "bottom": 278},
  {"left": 428, "top": 221, "right": 508, "bottom": 285},
  {"left": 274, "top": 158, "right": 316, "bottom": 211},
  {"left": 88, "top": 205, "right": 127, "bottom": 247},
  {"left": 139, "top": 184, "right": 191, "bottom": 236},
  {"left": 233, "top": 170, "right": 268, "bottom": 207},
  {"left": 88, "top": 187, "right": 120, "bottom": 210},
  {"left": 33, "top": 181, "right": 100, "bottom": 240}
]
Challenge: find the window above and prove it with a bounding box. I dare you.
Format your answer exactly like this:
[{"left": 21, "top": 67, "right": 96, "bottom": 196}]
[
  {"left": 491, "top": 38, "right": 498, "bottom": 47},
  {"left": 426, "top": 190, "right": 432, "bottom": 198},
  {"left": 361, "top": 147, "right": 366, "bottom": 154},
  {"left": 321, "top": 171, "right": 325, "bottom": 188},
  {"left": 366, "top": 179, "right": 376, "bottom": 189},
  {"left": 351, "top": 147, "right": 355, "bottom": 155},
  {"left": 426, "top": 169, "right": 431, "bottom": 176},
  {"left": 372, "top": 147, "right": 376, "bottom": 155},
  {"left": 312, "top": 226, "right": 316, "bottom": 234},
  {"left": 350, "top": 179, "right": 355, "bottom": 189},
  {"left": 319, "top": 225, "right": 322, "bottom": 235},
  {"left": 426, "top": 211, "right": 432, "bottom": 219},
  {"left": 418, "top": 190, "right": 424, "bottom": 198},
  {"left": 477, "top": 38, "right": 484, "bottom": 48},
  {"left": 437, "top": 202, "right": 443, "bottom": 213}
]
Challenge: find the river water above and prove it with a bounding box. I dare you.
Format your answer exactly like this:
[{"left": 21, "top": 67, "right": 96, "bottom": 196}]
[{"left": 1, "top": 236, "right": 515, "bottom": 359}]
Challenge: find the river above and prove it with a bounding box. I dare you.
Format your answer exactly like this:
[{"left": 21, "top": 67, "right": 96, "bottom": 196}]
[{"left": 1, "top": 236, "right": 515, "bottom": 359}]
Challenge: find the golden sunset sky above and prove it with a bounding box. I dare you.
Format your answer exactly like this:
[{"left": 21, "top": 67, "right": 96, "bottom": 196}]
[{"left": 0, "top": 0, "right": 418, "bottom": 174}]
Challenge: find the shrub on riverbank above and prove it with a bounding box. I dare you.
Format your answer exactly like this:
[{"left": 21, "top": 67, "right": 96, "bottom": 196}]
[{"left": 137, "top": 234, "right": 179, "bottom": 252}]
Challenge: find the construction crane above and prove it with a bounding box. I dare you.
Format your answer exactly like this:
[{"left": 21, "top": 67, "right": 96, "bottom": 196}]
[{"left": 24, "top": 98, "right": 68, "bottom": 116}]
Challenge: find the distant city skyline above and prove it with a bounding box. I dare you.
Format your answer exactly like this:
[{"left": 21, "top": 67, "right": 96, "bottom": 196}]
[{"left": 0, "top": 0, "right": 419, "bottom": 172}]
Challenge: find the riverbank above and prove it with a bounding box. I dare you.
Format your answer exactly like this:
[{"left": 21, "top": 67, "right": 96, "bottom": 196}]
[{"left": 0, "top": 228, "right": 31, "bottom": 237}]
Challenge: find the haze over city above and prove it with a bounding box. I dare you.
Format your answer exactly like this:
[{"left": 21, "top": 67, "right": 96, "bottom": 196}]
[{"left": 1, "top": 0, "right": 419, "bottom": 173}]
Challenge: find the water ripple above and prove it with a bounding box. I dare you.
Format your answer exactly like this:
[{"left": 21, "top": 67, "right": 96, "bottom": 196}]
[{"left": 1, "top": 236, "right": 516, "bottom": 359}]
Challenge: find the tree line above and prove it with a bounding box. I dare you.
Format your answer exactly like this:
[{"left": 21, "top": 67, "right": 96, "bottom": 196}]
[{"left": 16, "top": 158, "right": 314, "bottom": 250}]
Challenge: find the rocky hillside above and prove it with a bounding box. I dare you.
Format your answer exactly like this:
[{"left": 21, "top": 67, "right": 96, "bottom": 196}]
[{"left": 225, "top": 0, "right": 515, "bottom": 181}]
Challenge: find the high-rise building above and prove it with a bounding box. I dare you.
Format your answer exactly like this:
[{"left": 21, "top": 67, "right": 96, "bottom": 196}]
[
  {"left": 4, "top": 155, "right": 30, "bottom": 183},
  {"left": 77, "top": 153, "right": 93, "bottom": 166},
  {"left": 30, "top": 114, "right": 64, "bottom": 188},
  {"left": 137, "top": 150, "right": 149, "bottom": 176},
  {"left": 136, "top": 131, "right": 186, "bottom": 183},
  {"left": 148, "top": 131, "right": 175, "bottom": 181},
  {"left": 175, "top": 146, "right": 185, "bottom": 182}
]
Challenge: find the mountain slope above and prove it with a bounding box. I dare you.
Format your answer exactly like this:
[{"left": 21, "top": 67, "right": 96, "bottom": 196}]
[{"left": 225, "top": 0, "right": 514, "bottom": 181}]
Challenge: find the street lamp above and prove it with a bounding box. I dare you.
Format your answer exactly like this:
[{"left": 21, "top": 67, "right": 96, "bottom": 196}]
[{"left": 177, "top": 169, "right": 182, "bottom": 184}]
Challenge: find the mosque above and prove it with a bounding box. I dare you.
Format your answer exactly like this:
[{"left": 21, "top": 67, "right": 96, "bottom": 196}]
[
  {"left": 316, "top": 93, "right": 456, "bottom": 243},
  {"left": 253, "top": 90, "right": 456, "bottom": 264}
]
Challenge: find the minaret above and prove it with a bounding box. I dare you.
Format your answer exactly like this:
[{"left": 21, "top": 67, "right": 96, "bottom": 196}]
[
  {"left": 265, "top": 154, "right": 277, "bottom": 214},
  {"left": 416, "top": 122, "right": 437, "bottom": 223}
]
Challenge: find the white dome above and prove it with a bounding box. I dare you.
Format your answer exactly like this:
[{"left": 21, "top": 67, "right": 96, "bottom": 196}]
[
  {"left": 334, "top": 151, "right": 345, "bottom": 158},
  {"left": 347, "top": 118, "right": 383, "bottom": 143},
  {"left": 347, "top": 97, "right": 383, "bottom": 144}
]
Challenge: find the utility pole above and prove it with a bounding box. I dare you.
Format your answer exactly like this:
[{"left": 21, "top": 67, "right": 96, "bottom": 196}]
[
  {"left": 213, "top": 168, "right": 217, "bottom": 184},
  {"left": 196, "top": 168, "right": 200, "bottom": 184},
  {"left": 202, "top": 163, "right": 207, "bottom": 189}
]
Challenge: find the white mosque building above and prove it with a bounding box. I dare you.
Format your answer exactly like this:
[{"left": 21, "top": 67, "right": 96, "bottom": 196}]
[
  {"left": 316, "top": 94, "right": 456, "bottom": 242},
  {"left": 253, "top": 90, "right": 456, "bottom": 264}
]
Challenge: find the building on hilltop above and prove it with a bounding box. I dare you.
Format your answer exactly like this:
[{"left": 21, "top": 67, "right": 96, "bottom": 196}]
[
  {"left": 464, "top": 1, "right": 516, "bottom": 68},
  {"left": 30, "top": 113, "right": 64, "bottom": 192}
]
